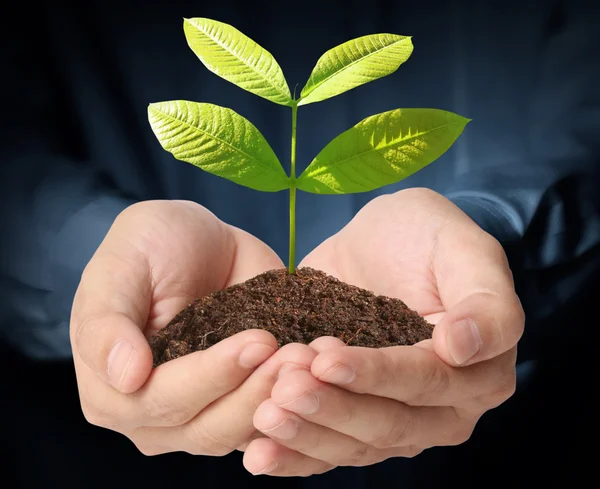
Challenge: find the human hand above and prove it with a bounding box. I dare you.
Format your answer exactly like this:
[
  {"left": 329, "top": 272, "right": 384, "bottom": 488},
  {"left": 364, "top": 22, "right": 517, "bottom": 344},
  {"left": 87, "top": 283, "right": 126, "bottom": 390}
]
[
  {"left": 246, "top": 188, "right": 524, "bottom": 476},
  {"left": 70, "top": 200, "right": 316, "bottom": 456}
]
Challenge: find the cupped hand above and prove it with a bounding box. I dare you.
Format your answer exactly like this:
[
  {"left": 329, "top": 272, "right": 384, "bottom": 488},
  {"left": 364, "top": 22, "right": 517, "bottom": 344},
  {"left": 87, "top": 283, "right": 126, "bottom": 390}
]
[
  {"left": 70, "top": 200, "right": 317, "bottom": 457},
  {"left": 246, "top": 188, "right": 525, "bottom": 476}
]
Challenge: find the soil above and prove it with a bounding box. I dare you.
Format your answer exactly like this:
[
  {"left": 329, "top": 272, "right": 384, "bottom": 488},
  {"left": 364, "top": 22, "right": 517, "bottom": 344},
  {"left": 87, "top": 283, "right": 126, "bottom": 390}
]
[{"left": 149, "top": 267, "right": 434, "bottom": 367}]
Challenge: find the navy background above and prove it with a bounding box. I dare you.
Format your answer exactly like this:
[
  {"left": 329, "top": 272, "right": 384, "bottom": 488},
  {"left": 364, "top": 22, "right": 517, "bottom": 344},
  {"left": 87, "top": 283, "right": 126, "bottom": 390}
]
[{"left": 1, "top": 0, "right": 599, "bottom": 487}]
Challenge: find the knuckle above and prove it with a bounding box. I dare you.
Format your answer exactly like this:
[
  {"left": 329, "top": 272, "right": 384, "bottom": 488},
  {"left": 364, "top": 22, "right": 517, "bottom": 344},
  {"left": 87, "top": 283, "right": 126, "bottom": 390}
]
[
  {"left": 80, "top": 403, "right": 107, "bottom": 428},
  {"left": 336, "top": 401, "right": 356, "bottom": 425},
  {"left": 496, "top": 374, "right": 517, "bottom": 404},
  {"left": 479, "top": 367, "right": 516, "bottom": 409},
  {"left": 238, "top": 328, "right": 278, "bottom": 348},
  {"left": 448, "top": 424, "right": 475, "bottom": 446},
  {"left": 185, "top": 419, "right": 235, "bottom": 456},
  {"left": 325, "top": 395, "right": 356, "bottom": 427},
  {"left": 403, "top": 445, "right": 424, "bottom": 459},
  {"left": 339, "top": 444, "right": 372, "bottom": 467},
  {"left": 510, "top": 297, "right": 526, "bottom": 343},
  {"left": 370, "top": 368, "right": 393, "bottom": 395},
  {"left": 276, "top": 342, "right": 313, "bottom": 363},
  {"left": 142, "top": 392, "right": 192, "bottom": 426},
  {"left": 370, "top": 350, "right": 396, "bottom": 392},
  {"left": 72, "top": 314, "right": 101, "bottom": 355},
  {"left": 494, "top": 368, "right": 517, "bottom": 403},
  {"left": 158, "top": 407, "right": 191, "bottom": 427},
  {"left": 312, "top": 465, "right": 336, "bottom": 476},
  {"left": 203, "top": 373, "right": 237, "bottom": 398},
  {"left": 304, "top": 429, "right": 325, "bottom": 452},
  {"left": 480, "top": 232, "right": 505, "bottom": 260},
  {"left": 411, "top": 362, "right": 450, "bottom": 405},
  {"left": 422, "top": 364, "right": 450, "bottom": 396},
  {"left": 370, "top": 409, "right": 413, "bottom": 449},
  {"left": 135, "top": 444, "right": 165, "bottom": 457},
  {"left": 81, "top": 410, "right": 103, "bottom": 427},
  {"left": 208, "top": 444, "right": 232, "bottom": 457}
]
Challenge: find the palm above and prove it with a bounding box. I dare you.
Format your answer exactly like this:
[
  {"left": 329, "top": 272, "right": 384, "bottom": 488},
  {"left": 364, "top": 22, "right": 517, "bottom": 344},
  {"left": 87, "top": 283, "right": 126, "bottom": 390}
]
[
  {"left": 116, "top": 201, "right": 284, "bottom": 336},
  {"left": 300, "top": 190, "right": 469, "bottom": 326}
]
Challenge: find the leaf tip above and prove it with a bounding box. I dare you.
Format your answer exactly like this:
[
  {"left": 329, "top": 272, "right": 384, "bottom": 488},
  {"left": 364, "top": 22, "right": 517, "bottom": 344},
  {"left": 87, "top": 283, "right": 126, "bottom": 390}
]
[{"left": 182, "top": 17, "right": 205, "bottom": 29}]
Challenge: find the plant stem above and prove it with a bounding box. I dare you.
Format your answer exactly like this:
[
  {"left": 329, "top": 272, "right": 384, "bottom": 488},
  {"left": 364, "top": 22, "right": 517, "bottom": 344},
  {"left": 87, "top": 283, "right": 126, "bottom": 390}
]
[{"left": 288, "top": 101, "right": 298, "bottom": 274}]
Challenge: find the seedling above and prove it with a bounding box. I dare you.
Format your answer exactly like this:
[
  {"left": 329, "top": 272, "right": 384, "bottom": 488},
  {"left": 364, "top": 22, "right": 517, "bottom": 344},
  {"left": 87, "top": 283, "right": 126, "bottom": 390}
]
[{"left": 148, "top": 18, "right": 470, "bottom": 274}]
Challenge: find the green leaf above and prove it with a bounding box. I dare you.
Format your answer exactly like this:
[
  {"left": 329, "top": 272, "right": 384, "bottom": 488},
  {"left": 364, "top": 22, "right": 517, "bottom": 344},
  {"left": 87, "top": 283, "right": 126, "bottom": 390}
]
[
  {"left": 298, "top": 34, "right": 413, "bottom": 106},
  {"left": 297, "top": 108, "right": 470, "bottom": 194},
  {"left": 183, "top": 18, "right": 292, "bottom": 106},
  {"left": 148, "top": 100, "right": 289, "bottom": 192}
]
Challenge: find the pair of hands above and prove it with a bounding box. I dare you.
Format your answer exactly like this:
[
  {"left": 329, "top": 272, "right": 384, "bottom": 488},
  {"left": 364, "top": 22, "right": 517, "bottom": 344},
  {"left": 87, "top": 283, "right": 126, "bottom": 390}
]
[{"left": 70, "top": 188, "right": 524, "bottom": 477}]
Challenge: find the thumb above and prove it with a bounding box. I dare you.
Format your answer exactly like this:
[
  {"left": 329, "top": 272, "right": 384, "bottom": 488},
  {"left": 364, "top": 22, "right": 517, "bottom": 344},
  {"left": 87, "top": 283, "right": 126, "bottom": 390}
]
[
  {"left": 71, "top": 248, "right": 154, "bottom": 393},
  {"left": 431, "top": 224, "right": 525, "bottom": 367},
  {"left": 432, "top": 290, "right": 524, "bottom": 367},
  {"left": 73, "top": 313, "right": 153, "bottom": 394}
]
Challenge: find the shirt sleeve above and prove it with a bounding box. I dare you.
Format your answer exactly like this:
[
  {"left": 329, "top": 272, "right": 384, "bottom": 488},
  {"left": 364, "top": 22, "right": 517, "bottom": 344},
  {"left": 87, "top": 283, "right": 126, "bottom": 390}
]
[{"left": 445, "top": 0, "right": 600, "bottom": 358}]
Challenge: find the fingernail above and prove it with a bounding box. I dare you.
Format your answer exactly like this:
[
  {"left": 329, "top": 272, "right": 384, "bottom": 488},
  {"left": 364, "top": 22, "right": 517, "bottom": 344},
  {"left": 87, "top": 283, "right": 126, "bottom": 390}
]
[
  {"left": 319, "top": 363, "right": 355, "bottom": 385},
  {"left": 255, "top": 461, "right": 278, "bottom": 475},
  {"left": 277, "top": 362, "right": 308, "bottom": 379},
  {"left": 447, "top": 318, "right": 482, "bottom": 365},
  {"left": 263, "top": 418, "right": 298, "bottom": 439},
  {"left": 239, "top": 343, "right": 276, "bottom": 368},
  {"left": 107, "top": 340, "right": 135, "bottom": 388},
  {"left": 281, "top": 392, "right": 319, "bottom": 415}
]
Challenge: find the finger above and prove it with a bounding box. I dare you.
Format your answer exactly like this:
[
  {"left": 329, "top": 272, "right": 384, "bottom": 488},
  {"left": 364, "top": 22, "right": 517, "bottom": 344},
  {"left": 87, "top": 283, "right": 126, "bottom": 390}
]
[
  {"left": 226, "top": 226, "right": 285, "bottom": 285},
  {"left": 272, "top": 369, "right": 469, "bottom": 449},
  {"left": 309, "top": 336, "right": 346, "bottom": 353},
  {"left": 236, "top": 431, "right": 264, "bottom": 452},
  {"left": 132, "top": 329, "right": 277, "bottom": 427},
  {"left": 71, "top": 245, "right": 156, "bottom": 393},
  {"left": 254, "top": 399, "right": 415, "bottom": 467},
  {"left": 311, "top": 345, "right": 517, "bottom": 408},
  {"left": 276, "top": 343, "right": 316, "bottom": 380},
  {"left": 243, "top": 437, "right": 334, "bottom": 477},
  {"left": 133, "top": 343, "right": 317, "bottom": 454},
  {"left": 432, "top": 224, "right": 525, "bottom": 366},
  {"left": 180, "top": 343, "right": 316, "bottom": 453}
]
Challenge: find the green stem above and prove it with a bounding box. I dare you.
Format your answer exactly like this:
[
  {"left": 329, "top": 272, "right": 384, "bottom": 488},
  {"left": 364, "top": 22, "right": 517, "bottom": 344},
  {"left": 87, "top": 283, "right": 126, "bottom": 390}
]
[{"left": 288, "top": 101, "right": 298, "bottom": 274}]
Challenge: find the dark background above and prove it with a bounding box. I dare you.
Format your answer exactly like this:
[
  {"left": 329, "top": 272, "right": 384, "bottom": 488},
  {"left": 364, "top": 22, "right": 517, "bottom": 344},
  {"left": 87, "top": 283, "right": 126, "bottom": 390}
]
[
  {"left": 3, "top": 278, "right": 598, "bottom": 488},
  {"left": 1, "top": 0, "right": 599, "bottom": 487}
]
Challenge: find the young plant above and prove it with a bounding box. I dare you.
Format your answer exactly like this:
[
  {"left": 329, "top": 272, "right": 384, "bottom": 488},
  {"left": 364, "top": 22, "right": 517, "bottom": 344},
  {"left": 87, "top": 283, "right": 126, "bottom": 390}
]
[{"left": 148, "top": 18, "right": 470, "bottom": 274}]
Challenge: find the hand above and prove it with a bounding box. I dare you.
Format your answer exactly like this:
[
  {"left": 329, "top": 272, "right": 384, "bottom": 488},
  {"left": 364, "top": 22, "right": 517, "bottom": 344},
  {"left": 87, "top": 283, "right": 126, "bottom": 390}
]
[
  {"left": 71, "top": 200, "right": 316, "bottom": 456},
  {"left": 246, "top": 188, "right": 524, "bottom": 476}
]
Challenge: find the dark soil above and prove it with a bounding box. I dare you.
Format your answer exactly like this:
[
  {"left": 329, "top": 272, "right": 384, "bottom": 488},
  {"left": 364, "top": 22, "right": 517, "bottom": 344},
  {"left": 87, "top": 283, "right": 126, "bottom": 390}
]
[{"left": 149, "top": 267, "right": 434, "bottom": 367}]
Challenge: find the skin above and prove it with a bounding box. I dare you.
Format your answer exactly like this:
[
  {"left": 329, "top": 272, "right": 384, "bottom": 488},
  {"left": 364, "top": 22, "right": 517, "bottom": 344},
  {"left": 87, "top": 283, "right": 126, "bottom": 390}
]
[{"left": 70, "top": 188, "right": 524, "bottom": 477}]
